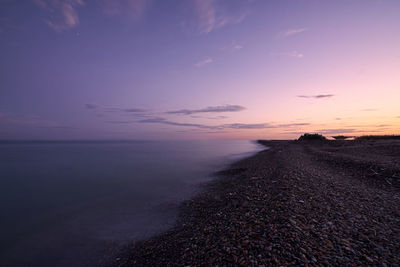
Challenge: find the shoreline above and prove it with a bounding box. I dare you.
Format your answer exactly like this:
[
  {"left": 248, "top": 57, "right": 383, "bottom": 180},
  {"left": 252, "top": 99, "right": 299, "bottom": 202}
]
[{"left": 110, "top": 140, "right": 400, "bottom": 266}]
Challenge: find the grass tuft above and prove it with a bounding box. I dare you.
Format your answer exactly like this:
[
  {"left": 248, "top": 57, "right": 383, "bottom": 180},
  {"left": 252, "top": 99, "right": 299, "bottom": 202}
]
[{"left": 298, "top": 133, "right": 327, "bottom": 141}]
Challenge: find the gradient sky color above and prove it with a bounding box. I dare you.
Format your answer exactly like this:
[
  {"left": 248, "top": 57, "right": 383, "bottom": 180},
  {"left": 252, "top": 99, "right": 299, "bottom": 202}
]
[{"left": 1, "top": 0, "right": 399, "bottom": 140}]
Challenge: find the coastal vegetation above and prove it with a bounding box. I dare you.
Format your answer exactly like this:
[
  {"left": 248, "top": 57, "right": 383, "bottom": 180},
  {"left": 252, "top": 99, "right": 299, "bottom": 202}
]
[{"left": 297, "top": 133, "right": 327, "bottom": 141}]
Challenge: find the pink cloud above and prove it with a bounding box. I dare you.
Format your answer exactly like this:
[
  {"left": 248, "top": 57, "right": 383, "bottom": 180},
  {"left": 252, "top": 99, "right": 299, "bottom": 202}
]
[
  {"left": 279, "top": 27, "right": 308, "bottom": 37},
  {"left": 270, "top": 51, "right": 304, "bottom": 59},
  {"left": 222, "top": 40, "right": 243, "bottom": 52},
  {"left": 194, "top": 0, "right": 249, "bottom": 34},
  {"left": 195, "top": 57, "right": 213, "bottom": 67},
  {"left": 194, "top": 0, "right": 216, "bottom": 34},
  {"left": 297, "top": 94, "right": 334, "bottom": 99},
  {"left": 34, "top": 0, "right": 84, "bottom": 32}
]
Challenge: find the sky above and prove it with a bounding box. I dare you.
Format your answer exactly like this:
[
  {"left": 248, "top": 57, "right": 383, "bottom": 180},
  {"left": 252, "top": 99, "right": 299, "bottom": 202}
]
[{"left": 0, "top": 0, "right": 399, "bottom": 140}]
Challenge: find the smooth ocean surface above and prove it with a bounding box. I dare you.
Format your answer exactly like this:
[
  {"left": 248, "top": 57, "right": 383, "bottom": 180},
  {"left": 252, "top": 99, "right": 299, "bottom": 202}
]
[{"left": 0, "top": 140, "right": 263, "bottom": 266}]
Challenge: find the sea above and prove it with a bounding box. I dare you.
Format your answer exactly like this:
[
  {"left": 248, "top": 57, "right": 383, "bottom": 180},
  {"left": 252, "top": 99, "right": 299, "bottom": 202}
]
[{"left": 0, "top": 140, "right": 263, "bottom": 266}]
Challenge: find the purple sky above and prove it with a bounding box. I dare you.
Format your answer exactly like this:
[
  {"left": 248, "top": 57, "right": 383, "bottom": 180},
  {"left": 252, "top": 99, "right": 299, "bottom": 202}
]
[{"left": 1, "top": 0, "right": 399, "bottom": 140}]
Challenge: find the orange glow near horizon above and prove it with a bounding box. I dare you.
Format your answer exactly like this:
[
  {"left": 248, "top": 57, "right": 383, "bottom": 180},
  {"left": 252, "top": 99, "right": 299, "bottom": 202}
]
[{"left": 0, "top": 0, "right": 399, "bottom": 140}]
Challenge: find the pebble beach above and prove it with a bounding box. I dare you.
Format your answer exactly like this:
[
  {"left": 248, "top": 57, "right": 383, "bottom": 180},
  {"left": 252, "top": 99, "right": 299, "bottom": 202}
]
[{"left": 113, "top": 140, "right": 400, "bottom": 266}]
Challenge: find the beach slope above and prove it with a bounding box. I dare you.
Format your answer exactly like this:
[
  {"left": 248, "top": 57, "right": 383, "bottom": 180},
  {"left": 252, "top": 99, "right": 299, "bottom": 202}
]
[{"left": 114, "top": 140, "right": 400, "bottom": 266}]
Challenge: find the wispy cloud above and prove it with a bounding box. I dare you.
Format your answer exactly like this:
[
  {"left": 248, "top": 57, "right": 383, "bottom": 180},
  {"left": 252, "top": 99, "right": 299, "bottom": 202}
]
[
  {"left": 297, "top": 94, "right": 334, "bottom": 99},
  {"left": 101, "top": 0, "right": 148, "bottom": 19},
  {"left": 123, "top": 108, "right": 146, "bottom": 113},
  {"left": 203, "top": 131, "right": 228, "bottom": 134},
  {"left": 189, "top": 115, "right": 228, "bottom": 119},
  {"left": 315, "top": 128, "right": 357, "bottom": 134},
  {"left": 222, "top": 40, "right": 243, "bottom": 52},
  {"left": 195, "top": 57, "right": 213, "bottom": 67},
  {"left": 139, "top": 117, "right": 276, "bottom": 130},
  {"left": 270, "top": 51, "right": 304, "bottom": 58},
  {"left": 362, "top": 108, "right": 378, "bottom": 112},
  {"left": 34, "top": 0, "right": 85, "bottom": 32},
  {"left": 139, "top": 117, "right": 218, "bottom": 129},
  {"left": 289, "top": 51, "right": 304, "bottom": 58},
  {"left": 166, "top": 105, "right": 245, "bottom": 115},
  {"left": 138, "top": 117, "right": 307, "bottom": 131},
  {"left": 85, "top": 103, "right": 98, "bottom": 109},
  {"left": 278, "top": 123, "right": 311, "bottom": 127},
  {"left": 194, "top": 0, "right": 215, "bottom": 34},
  {"left": 223, "top": 123, "right": 273, "bottom": 129},
  {"left": 34, "top": 0, "right": 150, "bottom": 31},
  {"left": 279, "top": 27, "right": 308, "bottom": 37},
  {"left": 87, "top": 103, "right": 311, "bottom": 132},
  {"left": 104, "top": 120, "right": 136, "bottom": 124},
  {"left": 194, "top": 0, "right": 248, "bottom": 34},
  {"left": 85, "top": 104, "right": 146, "bottom": 113},
  {"left": 206, "top": 115, "right": 228, "bottom": 120}
]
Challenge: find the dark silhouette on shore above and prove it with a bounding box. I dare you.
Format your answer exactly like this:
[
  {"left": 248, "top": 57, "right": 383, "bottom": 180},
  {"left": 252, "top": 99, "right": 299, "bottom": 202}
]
[
  {"left": 332, "top": 135, "right": 352, "bottom": 140},
  {"left": 297, "top": 133, "right": 326, "bottom": 141}
]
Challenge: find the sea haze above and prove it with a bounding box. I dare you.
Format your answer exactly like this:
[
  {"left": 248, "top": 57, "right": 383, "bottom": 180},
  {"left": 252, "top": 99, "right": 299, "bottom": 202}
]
[{"left": 0, "top": 140, "right": 263, "bottom": 266}]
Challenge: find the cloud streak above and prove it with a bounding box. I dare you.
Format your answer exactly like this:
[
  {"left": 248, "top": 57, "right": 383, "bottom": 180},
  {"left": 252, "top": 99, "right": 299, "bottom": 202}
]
[
  {"left": 85, "top": 104, "right": 146, "bottom": 113},
  {"left": 88, "top": 103, "right": 311, "bottom": 132},
  {"left": 34, "top": 0, "right": 151, "bottom": 32},
  {"left": 194, "top": 0, "right": 248, "bottom": 34},
  {"left": 195, "top": 57, "right": 213, "bottom": 67},
  {"left": 297, "top": 94, "right": 334, "bottom": 99},
  {"left": 139, "top": 118, "right": 276, "bottom": 130},
  {"left": 166, "top": 105, "right": 245, "bottom": 115},
  {"left": 271, "top": 51, "right": 304, "bottom": 58},
  {"left": 315, "top": 128, "right": 357, "bottom": 134},
  {"left": 222, "top": 41, "right": 243, "bottom": 52},
  {"left": 139, "top": 117, "right": 218, "bottom": 129},
  {"left": 279, "top": 27, "right": 308, "bottom": 37},
  {"left": 104, "top": 120, "right": 136, "bottom": 124},
  {"left": 122, "top": 108, "right": 146, "bottom": 113},
  {"left": 34, "top": 0, "right": 85, "bottom": 32},
  {"left": 223, "top": 123, "right": 273, "bottom": 129},
  {"left": 195, "top": 0, "right": 216, "bottom": 34},
  {"left": 278, "top": 123, "right": 311, "bottom": 127},
  {"left": 85, "top": 103, "right": 98, "bottom": 109},
  {"left": 137, "top": 117, "right": 309, "bottom": 131}
]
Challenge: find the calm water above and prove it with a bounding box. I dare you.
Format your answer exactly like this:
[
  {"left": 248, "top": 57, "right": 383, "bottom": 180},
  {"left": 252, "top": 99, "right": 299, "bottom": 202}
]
[{"left": 0, "top": 140, "right": 263, "bottom": 266}]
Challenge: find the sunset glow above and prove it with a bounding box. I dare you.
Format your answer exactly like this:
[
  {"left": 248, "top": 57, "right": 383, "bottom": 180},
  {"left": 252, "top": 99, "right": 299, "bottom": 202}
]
[{"left": 1, "top": 0, "right": 399, "bottom": 140}]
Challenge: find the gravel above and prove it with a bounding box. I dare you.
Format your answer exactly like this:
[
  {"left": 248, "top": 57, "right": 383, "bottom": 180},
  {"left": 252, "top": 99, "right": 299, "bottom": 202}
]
[{"left": 111, "top": 140, "right": 400, "bottom": 266}]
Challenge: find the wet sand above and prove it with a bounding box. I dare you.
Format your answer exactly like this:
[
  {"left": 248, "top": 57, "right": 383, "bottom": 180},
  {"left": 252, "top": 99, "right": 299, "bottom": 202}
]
[{"left": 112, "top": 140, "right": 400, "bottom": 266}]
